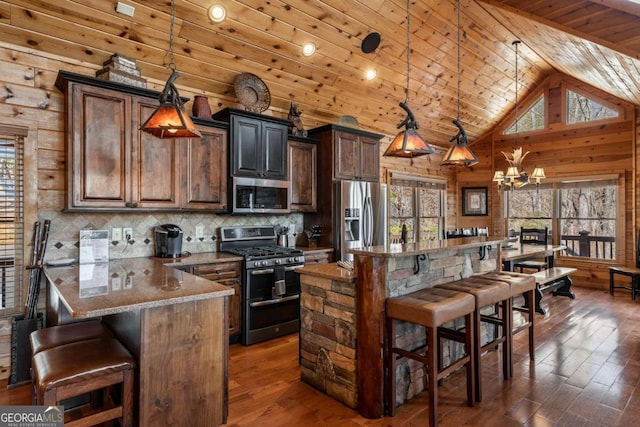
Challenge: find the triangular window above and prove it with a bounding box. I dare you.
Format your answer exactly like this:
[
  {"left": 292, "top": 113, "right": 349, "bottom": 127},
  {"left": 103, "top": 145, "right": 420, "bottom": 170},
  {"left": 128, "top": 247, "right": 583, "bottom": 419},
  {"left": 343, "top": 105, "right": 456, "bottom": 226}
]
[
  {"left": 503, "top": 95, "right": 545, "bottom": 134},
  {"left": 566, "top": 89, "right": 619, "bottom": 124}
]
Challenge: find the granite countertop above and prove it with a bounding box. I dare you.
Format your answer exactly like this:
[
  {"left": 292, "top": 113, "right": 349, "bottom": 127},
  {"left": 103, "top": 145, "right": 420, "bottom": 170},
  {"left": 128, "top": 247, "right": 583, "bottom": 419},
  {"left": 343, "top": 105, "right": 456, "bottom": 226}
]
[
  {"left": 297, "top": 262, "right": 356, "bottom": 282},
  {"left": 152, "top": 251, "right": 243, "bottom": 266},
  {"left": 44, "top": 257, "right": 235, "bottom": 319},
  {"left": 347, "top": 236, "right": 505, "bottom": 258}
]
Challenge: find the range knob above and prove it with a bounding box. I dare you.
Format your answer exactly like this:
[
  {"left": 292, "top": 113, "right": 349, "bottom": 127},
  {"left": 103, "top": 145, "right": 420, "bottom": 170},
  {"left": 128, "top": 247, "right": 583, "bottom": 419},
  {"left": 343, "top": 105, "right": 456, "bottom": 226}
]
[
  {"left": 254, "top": 260, "right": 263, "bottom": 267},
  {"left": 287, "top": 257, "right": 294, "bottom": 263},
  {"left": 274, "top": 259, "right": 282, "bottom": 265}
]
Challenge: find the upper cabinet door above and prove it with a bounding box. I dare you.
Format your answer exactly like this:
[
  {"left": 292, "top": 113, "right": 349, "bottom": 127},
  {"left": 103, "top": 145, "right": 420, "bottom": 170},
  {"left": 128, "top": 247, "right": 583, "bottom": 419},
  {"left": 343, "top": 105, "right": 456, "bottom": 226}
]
[
  {"left": 231, "top": 115, "right": 288, "bottom": 179},
  {"left": 183, "top": 126, "right": 228, "bottom": 211},
  {"left": 130, "top": 98, "right": 182, "bottom": 209},
  {"left": 69, "top": 84, "right": 131, "bottom": 209},
  {"left": 334, "top": 131, "right": 359, "bottom": 180},
  {"left": 289, "top": 140, "right": 317, "bottom": 212},
  {"left": 358, "top": 136, "right": 380, "bottom": 182},
  {"left": 231, "top": 116, "right": 262, "bottom": 177},
  {"left": 262, "top": 123, "right": 287, "bottom": 180}
]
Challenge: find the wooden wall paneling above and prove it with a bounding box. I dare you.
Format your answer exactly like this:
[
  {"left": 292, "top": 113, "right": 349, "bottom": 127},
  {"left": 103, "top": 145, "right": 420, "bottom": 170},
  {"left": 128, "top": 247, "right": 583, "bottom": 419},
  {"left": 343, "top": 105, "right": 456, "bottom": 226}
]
[
  {"left": 37, "top": 148, "right": 64, "bottom": 170},
  {"left": 37, "top": 170, "right": 64, "bottom": 191}
]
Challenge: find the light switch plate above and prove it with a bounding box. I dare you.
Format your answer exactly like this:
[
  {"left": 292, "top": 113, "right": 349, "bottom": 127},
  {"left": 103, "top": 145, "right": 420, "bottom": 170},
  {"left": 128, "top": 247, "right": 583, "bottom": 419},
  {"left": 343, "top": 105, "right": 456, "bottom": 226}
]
[
  {"left": 195, "top": 225, "right": 204, "bottom": 239},
  {"left": 112, "top": 227, "right": 122, "bottom": 241}
]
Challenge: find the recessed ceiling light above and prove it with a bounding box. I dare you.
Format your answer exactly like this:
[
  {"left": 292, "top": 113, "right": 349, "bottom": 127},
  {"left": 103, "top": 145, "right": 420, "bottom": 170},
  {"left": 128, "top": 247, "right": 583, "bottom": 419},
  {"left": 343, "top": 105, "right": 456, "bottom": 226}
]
[
  {"left": 208, "top": 4, "right": 226, "bottom": 23},
  {"left": 365, "top": 69, "right": 377, "bottom": 80},
  {"left": 302, "top": 42, "right": 316, "bottom": 56}
]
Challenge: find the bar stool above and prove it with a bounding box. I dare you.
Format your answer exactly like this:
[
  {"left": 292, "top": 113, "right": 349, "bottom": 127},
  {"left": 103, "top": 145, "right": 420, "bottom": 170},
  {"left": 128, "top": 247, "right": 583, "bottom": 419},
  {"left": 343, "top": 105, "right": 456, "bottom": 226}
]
[
  {"left": 435, "top": 276, "right": 511, "bottom": 402},
  {"left": 32, "top": 337, "right": 135, "bottom": 427},
  {"left": 30, "top": 320, "right": 113, "bottom": 354},
  {"left": 386, "top": 287, "right": 475, "bottom": 427},
  {"left": 479, "top": 271, "right": 536, "bottom": 376}
]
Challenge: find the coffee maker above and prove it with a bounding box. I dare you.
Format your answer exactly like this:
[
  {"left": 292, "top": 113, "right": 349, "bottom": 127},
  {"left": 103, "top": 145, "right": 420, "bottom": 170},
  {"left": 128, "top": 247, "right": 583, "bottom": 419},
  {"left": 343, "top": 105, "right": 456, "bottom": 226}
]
[{"left": 154, "top": 224, "right": 183, "bottom": 258}]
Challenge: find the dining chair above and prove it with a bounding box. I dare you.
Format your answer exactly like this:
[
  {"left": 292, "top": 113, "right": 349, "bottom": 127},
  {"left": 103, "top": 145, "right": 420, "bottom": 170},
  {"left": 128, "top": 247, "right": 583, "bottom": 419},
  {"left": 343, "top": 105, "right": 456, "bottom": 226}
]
[{"left": 514, "top": 227, "right": 549, "bottom": 272}]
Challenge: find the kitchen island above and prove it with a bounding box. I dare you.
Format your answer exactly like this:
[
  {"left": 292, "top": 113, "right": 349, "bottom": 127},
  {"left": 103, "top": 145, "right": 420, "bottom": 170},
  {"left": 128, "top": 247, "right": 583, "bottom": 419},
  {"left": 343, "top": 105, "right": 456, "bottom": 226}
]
[
  {"left": 44, "top": 256, "right": 236, "bottom": 427},
  {"left": 298, "top": 237, "right": 504, "bottom": 419}
]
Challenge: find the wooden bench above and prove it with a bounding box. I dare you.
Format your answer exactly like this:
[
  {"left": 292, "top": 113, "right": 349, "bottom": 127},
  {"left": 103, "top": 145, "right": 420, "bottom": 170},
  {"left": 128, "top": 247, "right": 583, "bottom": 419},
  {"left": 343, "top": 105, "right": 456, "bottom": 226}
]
[{"left": 530, "top": 267, "right": 577, "bottom": 314}]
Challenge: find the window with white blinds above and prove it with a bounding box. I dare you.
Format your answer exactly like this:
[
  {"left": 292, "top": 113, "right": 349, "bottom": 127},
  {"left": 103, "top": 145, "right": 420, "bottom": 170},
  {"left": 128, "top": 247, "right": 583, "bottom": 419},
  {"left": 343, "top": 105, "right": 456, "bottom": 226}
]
[{"left": 0, "top": 130, "right": 25, "bottom": 312}]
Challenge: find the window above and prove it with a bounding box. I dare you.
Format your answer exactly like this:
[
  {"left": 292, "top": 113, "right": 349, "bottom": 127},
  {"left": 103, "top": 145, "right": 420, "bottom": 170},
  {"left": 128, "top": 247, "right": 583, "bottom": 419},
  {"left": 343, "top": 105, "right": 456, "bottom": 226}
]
[
  {"left": 504, "top": 95, "right": 545, "bottom": 134},
  {"left": 389, "top": 173, "right": 445, "bottom": 242},
  {"left": 506, "top": 177, "right": 618, "bottom": 260},
  {"left": 0, "top": 131, "right": 25, "bottom": 312},
  {"left": 559, "top": 179, "right": 617, "bottom": 259},
  {"left": 566, "top": 89, "right": 619, "bottom": 124},
  {"left": 506, "top": 183, "right": 553, "bottom": 235}
]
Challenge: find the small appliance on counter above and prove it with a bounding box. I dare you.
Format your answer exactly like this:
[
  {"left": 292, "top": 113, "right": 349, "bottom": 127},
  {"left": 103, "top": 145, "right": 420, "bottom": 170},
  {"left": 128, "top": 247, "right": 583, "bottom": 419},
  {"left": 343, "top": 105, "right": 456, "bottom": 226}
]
[{"left": 154, "top": 224, "right": 183, "bottom": 258}]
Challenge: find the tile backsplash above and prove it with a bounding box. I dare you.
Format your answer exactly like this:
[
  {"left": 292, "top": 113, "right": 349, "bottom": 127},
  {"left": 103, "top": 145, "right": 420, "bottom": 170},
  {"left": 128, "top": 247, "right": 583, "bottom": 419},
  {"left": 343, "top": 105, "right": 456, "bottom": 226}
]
[{"left": 40, "top": 209, "right": 305, "bottom": 261}]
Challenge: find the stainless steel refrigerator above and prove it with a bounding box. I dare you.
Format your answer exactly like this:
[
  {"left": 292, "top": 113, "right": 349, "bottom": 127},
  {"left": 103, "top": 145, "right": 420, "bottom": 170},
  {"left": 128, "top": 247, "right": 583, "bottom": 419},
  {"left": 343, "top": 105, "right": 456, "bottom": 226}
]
[{"left": 334, "top": 180, "right": 387, "bottom": 261}]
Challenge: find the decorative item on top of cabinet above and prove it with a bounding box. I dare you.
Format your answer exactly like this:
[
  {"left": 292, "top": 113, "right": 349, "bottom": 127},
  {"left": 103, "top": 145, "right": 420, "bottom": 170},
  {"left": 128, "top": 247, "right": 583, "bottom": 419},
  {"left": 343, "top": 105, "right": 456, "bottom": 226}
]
[
  {"left": 212, "top": 108, "right": 291, "bottom": 180},
  {"left": 55, "top": 71, "right": 229, "bottom": 212},
  {"left": 288, "top": 135, "right": 317, "bottom": 212},
  {"left": 192, "top": 95, "right": 212, "bottom": 118},
  {"left": 288, "top": 102, "right": 308, "bottom": 137},
  {"left": 190, "top": 262, "right": 242, "bottom": 341}
]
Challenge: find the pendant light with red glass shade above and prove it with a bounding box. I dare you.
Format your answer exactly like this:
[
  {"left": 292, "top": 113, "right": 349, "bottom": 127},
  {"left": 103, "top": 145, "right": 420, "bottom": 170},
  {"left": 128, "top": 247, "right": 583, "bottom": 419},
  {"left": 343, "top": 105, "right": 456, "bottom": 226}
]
[
  {"left": 383, "top": 0, "right": 434, "bottom": 158},
  {"left": 140, "top": 0, "right": 201, "bottom": 139},
  {"left": 440, "top": 0, "right": 478, "bottom": 167}
]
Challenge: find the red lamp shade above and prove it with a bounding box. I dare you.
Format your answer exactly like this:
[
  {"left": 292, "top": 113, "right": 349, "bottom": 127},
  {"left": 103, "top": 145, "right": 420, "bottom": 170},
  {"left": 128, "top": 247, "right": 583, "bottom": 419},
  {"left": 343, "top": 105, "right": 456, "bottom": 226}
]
[
  {"left": 140, "top": 70, "right": 202, "bottom": 139},
  {"left": 383, "top": 128, "right": 434, "bottom": 158}
]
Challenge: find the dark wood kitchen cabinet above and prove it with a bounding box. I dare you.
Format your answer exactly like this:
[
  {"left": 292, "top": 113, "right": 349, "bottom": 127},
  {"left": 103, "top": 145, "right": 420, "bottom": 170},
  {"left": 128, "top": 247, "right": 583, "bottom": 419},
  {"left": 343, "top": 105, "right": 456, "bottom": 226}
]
[
  {"left": 308, "top": 124, "right": 383, "bottom": 182},
  {"left": 212, "top": 108, "right": 291, "bottom": 180},
  {"left": 56, "top": 71, "right": 229, "bottom": 211},
  {"left": 288, "top": 136, "right": 317, "bottom": 212},
  {"left": 191, "top": 262, "right": 242, "bottom": 339},
  {"left": 183, "top": 121, "right": 228, "bottom": 211}
]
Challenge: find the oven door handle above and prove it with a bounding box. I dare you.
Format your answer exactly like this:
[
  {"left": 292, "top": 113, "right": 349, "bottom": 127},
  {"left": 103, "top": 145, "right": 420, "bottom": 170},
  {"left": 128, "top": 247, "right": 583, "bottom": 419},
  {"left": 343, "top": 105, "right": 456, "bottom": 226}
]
[
  {"left": 250, "top": 268, "right": 274, "bottom": 275},
  {"left": 249, "top": 294, "right": 300, "bottom": 307}
]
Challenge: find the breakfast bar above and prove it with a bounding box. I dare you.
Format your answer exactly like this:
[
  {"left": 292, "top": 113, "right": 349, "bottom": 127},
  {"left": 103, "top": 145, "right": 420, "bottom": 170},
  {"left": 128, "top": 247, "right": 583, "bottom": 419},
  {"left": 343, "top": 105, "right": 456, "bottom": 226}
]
[
  {"left": 43, "top": 257, "right": 235, "bottom": 427},
  {"left": 298, "top": 236, "right": 504, "bottom": 419}
]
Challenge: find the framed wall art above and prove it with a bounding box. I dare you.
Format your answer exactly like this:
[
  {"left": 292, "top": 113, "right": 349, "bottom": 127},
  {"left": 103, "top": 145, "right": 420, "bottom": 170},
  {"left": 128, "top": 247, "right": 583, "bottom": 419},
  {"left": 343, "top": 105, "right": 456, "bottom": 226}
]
[{"left": 462, "top": 187, "right": 488, "bottom": 216}]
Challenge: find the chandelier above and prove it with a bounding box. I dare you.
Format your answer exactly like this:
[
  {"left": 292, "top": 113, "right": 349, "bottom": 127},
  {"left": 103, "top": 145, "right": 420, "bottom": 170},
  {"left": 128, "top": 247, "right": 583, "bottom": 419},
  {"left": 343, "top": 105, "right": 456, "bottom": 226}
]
[{"left": 493, "top": 41, "right": 544, "bottom": 191}]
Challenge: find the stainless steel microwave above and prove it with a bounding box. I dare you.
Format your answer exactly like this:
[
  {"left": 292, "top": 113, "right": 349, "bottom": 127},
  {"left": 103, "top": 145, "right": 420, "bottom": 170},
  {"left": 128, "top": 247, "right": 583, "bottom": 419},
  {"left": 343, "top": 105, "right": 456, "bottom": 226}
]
[{"left": 232, "top": 176, "right": 290, "bottom": 214}]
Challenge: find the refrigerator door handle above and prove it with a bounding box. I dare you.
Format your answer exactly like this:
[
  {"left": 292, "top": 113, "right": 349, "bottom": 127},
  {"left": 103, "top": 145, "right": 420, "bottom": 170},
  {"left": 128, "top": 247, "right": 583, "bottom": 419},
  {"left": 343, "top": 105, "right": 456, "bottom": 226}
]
[{"left": 363, "top": 194, "right": 373, "bottom": 246}]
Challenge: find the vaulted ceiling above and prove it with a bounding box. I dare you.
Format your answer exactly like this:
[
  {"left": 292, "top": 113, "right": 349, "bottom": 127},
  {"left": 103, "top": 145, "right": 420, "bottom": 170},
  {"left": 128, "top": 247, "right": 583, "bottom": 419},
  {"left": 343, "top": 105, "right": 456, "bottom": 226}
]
[{"left": 2, "top": 0, "right": 639, "bottom": 148}]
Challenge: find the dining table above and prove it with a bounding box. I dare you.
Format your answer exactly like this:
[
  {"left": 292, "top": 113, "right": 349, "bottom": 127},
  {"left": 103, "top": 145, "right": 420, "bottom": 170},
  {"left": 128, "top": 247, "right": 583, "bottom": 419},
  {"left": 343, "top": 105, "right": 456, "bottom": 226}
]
[{"left": 501, "top": 242, "right": 574, "bottom": 313}]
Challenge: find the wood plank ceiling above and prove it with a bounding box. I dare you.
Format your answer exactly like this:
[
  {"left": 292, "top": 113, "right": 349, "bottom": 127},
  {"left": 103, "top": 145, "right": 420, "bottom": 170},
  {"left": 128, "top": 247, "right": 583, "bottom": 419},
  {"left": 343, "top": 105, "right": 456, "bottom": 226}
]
[{"left": 1, "top": 0, "right": 638, "bottom": 148}]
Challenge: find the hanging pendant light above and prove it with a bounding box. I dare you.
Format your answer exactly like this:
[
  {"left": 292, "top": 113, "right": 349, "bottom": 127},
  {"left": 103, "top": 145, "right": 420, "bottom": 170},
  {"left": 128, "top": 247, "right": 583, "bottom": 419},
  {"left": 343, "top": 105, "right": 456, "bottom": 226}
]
[
  {"left": 140, "top": 0, "right": 201, "bottom": 139},
  {"left": 383, "top": 0, "right": 433, "bottom": 158},
  {"left": 440, "top": 0, "right": 478, "bottom": 167}
]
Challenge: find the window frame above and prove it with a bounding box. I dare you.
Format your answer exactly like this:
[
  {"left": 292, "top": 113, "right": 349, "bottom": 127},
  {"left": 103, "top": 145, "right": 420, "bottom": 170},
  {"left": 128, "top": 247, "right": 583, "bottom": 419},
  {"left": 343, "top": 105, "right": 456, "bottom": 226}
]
[
  {"left": 505, "top": 174, "right": 623, "bottom": 263},
  {"left": 388, "top": 172, "right": 446, "bottom": 243}
]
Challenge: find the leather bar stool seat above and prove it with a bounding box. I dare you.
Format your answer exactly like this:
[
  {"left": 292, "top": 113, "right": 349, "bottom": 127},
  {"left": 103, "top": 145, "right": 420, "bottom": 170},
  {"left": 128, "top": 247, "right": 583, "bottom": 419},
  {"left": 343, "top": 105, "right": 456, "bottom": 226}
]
[
  {"left": 30, "top": 320, "right": 112, "bottom": 354},
  {"left": 479, "top": 271, "right": 536, "bottom": 376},
  {"left": 386, "top": 287, "right": 475, "bottom": 426},
  {"left": 32, "top": 337, "right": 135, "bottom": 427},
  {"left": 435, "top": 276, "right": 511, "bottom": 402}
]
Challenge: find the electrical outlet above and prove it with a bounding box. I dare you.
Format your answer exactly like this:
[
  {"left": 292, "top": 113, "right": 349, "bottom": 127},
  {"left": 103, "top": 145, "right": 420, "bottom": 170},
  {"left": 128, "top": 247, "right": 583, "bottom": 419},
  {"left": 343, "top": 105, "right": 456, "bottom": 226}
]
[
  {"left": 195, "top": 225, "right": 204, "bottom": 239},
  {"left": 123, "top": 227, "right": 133, "bottom": 242},
  {"left": 112, "top": 227, "right": 122, "bottom": 241},
  {"left": 111, "top": 276, "right": 122, "bottom": 291}
]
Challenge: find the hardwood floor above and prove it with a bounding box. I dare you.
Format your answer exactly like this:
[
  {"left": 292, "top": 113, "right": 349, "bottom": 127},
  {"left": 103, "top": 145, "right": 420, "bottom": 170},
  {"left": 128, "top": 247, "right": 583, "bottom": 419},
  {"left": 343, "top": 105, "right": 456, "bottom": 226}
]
[{"left": 2, "top": 286, "right": 639, "bottom": 426}]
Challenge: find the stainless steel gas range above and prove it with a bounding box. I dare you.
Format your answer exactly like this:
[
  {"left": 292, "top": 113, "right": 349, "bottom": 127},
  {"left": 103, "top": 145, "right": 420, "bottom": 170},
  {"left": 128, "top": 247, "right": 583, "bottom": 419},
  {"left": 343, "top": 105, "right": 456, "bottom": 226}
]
[{"left": 219, "top": 226, "right": 304, "bottom": 345}]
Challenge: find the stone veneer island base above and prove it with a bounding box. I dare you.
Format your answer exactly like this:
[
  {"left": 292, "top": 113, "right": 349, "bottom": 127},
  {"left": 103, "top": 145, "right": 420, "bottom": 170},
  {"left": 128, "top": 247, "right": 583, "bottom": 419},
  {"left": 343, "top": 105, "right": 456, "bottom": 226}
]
[{"left": 298, "top": 237, "right": 504, "bottom": 419}]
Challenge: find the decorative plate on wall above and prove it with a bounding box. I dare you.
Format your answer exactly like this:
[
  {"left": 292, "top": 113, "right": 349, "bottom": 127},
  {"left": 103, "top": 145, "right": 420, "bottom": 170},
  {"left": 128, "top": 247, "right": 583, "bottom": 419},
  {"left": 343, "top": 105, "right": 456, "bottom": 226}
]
[{"left": 234, "top": 73, "right": 271, "bottom": 113}]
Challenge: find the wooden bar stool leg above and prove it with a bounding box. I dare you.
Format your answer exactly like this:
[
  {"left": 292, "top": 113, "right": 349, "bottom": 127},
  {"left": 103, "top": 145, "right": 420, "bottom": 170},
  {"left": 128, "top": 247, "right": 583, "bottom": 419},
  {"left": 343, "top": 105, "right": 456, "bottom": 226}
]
[
  {"left": 122, "top": 369, "right": 133, "bottom": 427},
  {"left": 465, "top": 313, "right": 475, "bottom": 407},
  {"left": 527, "top": 289, "right": 535, "bottom": 362},
  {"left": 501, "top": 299, "right": 510, "bottom": 381},
  {"left": 473, "top": 308, "right": 482, "bottom": 402},
  {"left": 609, "top": 269, "right": 614, "bottom": 295},
  {"left": 427, "top": 325, "right": 438, "bottom": 427}
]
